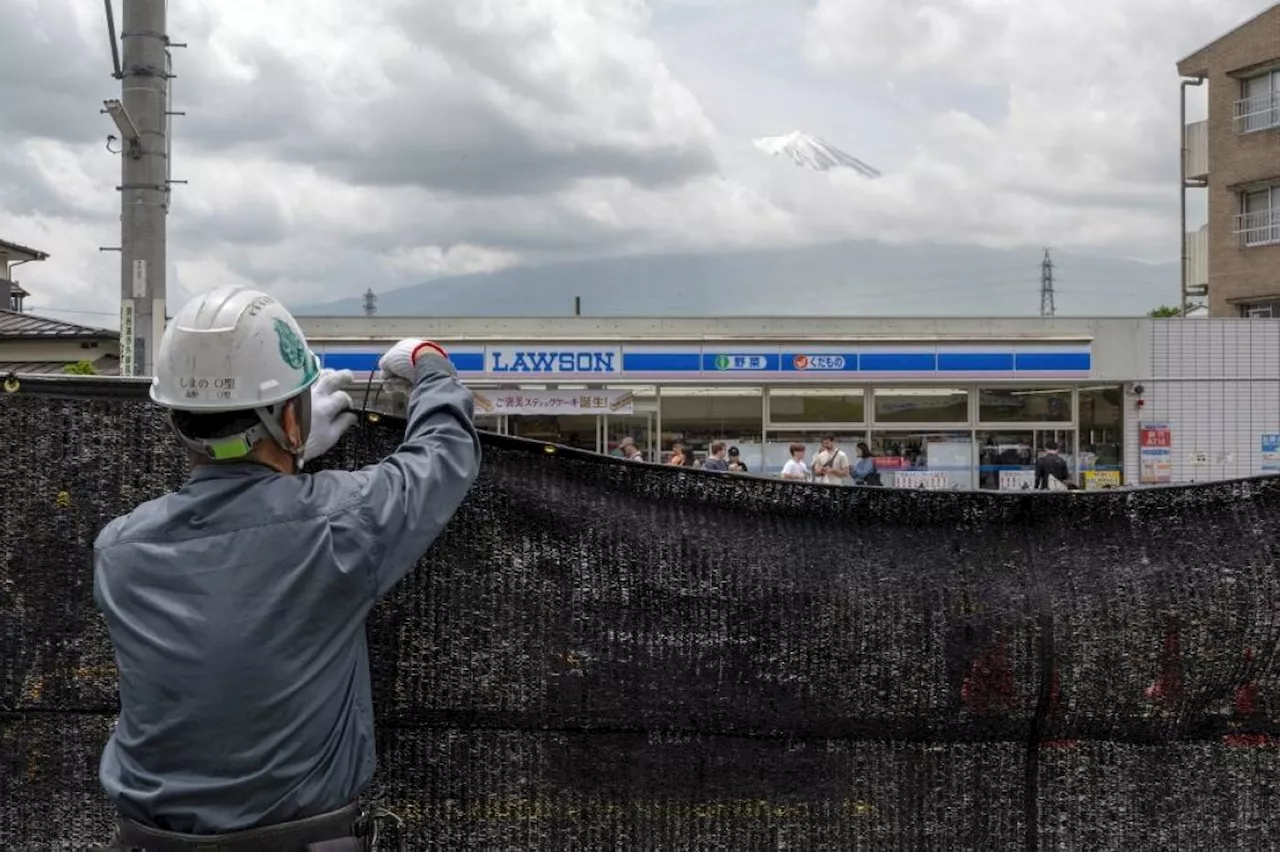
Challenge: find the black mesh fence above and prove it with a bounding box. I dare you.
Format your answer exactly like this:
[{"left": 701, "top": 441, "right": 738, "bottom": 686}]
[{"left": 2, "top": 377, "right": 1280, "bottom": 851}]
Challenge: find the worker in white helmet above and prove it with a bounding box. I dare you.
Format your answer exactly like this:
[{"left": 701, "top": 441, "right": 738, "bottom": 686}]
[{"left": 91, "top": 286, "right": 481, "bottom": 851}]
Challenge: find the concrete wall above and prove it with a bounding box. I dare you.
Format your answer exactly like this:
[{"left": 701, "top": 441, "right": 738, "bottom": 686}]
[{"left": 1129, "top": 319, "right": 1280, "bottom": 483}]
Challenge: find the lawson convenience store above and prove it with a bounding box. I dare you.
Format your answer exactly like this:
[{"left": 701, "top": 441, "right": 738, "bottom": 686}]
[{"left": 299, "top": 315, "right": 1139, "bottom": 490}]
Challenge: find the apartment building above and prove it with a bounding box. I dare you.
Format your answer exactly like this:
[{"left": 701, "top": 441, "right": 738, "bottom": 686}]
[{"left": 1177, "top": 4, "right": 1280, "bottom": 317}]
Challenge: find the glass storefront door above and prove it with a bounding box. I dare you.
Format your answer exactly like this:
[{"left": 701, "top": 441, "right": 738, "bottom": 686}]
[
  {"left": 869, "top": 430, "right": 975, "bottom": 490},
  {"left": 605, "top": 411, "right": 655, "bottom": 462},
  {"left": 975, "top": 429, "right": 1077, "bottom": 490}
]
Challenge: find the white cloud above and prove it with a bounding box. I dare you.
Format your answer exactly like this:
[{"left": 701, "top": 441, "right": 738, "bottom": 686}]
[
  {"left": 378, "top": 244, "right": 523, "bottom": 279},
  {"left": 0, "top": 0, "right": 1261, "bottom": 321},
  {"left": 802, "top": 0, "right": 1259, "bottom": 200}
]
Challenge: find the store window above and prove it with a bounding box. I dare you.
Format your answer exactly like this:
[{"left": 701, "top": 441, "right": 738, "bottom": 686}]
[
  {"left": 873, "top": 388, "right": 969, "bottom": 424},
  {"left": 498, "top": 384, "right": 656, "bottom": 455},
  {"left": 509, "top": 415, "right": 598, "bottom": 450},
  {"left": 761, "top": 430, "right": 868, "bottom": 479},
  {"left": 977, "top": 387, "right": 1072, "bottom": 424},
  {"left": 767, "top": 387, "right": 865, "bottom": 425},
  {"left": 975, "top": 429, "right": 1076, "bottom": 490},
  {"left": 605, "top": 386, "right": 658, "bottom": 460},
  {"left": 1078, "top": 385, "right": 1124, "bottom": 488},
  {"left": 660, "top": 386, "right": 763, "bottom": 467},
  {"left": 869, "top": 430, "right": 974, "bottom": 490}
]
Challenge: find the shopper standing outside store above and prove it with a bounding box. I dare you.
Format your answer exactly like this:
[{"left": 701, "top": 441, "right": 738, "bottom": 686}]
[
  {"left": 703, "top": 441, "right": 729, "bottom": 472},
  {"left": 780, "top": 443, "right": 810, "bottom": 481},
  {"left": 813, "top": 434, "right": 850, "bottom": 485},
  {"left": 852, "top": 442, "right": 879, "bottom": 485},
  {"left": 618, "top": 436, "right": 645, "bottom": 462}
]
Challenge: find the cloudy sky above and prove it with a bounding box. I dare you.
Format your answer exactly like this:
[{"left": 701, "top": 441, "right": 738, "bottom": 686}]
[{"left": 0, "top": 0, "right": 1265, "bottom": 324}]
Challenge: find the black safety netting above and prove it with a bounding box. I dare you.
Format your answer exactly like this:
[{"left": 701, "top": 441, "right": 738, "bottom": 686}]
[{"left": 3, "top": 378, "right": 1280, "bottom": 851}]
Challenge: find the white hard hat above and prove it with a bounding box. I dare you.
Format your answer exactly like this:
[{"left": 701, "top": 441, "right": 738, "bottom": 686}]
[
  {"left": 151, "top": 285, "right": 321, "bottom": 463},
  {"left": 152, "top": 285, "right": 320, "bottom": 411}
]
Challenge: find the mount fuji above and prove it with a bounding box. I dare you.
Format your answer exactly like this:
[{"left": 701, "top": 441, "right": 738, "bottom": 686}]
[{"left": 753, "top": 131, "right": 881, "bottom": 178}]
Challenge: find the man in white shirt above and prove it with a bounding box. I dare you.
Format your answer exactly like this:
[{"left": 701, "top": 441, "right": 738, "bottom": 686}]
[{"left": 812, "top": 434, "right": 850, "bottom": 485}]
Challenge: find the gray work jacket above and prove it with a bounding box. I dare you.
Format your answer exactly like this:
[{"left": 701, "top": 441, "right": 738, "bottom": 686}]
[{"left": 93, "top": 353, "right": 481, "bottom": 834}]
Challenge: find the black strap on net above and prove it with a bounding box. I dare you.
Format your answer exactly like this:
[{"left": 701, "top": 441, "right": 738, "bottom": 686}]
[{"left": 3, "top": 375, "right": 1280, "bottom": 851}]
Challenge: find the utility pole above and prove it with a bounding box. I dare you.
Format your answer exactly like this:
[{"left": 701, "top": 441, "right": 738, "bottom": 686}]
[
  {"left": 110, "top": 0, "right": 170, "bottom": 377},
  {"left": 362, "top": 288, "right": 377, "bottom": 316},
  {"left": 1039, "top": 248, "right": 1055, "bottom": 318}
]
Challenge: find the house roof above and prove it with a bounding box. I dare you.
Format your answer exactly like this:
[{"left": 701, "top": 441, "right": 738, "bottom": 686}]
[
  {"left": 0, "top": 238, "right": 49, "bottom": 262},
  {"left": 1178, "top": 4, "right": 1280, "bottom": 76},
  {"left": 0, "top": 309, "right": 118, "bottom": 340},
  {"left": 0, "top": 355, "right": 120, "bottom": 377}
]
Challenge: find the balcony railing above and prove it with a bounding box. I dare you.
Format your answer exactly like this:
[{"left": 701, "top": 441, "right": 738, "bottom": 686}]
[
  {"left": 1183, "top": 120, "right": 1208, "bottom": 179},
  {"left": 1234, "top": 91, "right": 1280, "bottom": 134},
  {"left": 1184, "top": 227, "right": 1208, "bottom": 296},
  {"left": 1235, "top": 209, "right": 1280, "bottom": 247}
]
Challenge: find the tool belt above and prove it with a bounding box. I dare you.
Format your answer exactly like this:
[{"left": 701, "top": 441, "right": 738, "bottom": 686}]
[{"left": 109, "top": 801, "right": 375, "bottom": 852}]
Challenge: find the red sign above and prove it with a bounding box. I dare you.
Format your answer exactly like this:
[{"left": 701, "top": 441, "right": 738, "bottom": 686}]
[{"left": 1139, "top": 425, "right": 1171, "bottom": 448}]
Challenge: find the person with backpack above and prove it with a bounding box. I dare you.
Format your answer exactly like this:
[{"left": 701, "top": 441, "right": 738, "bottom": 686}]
[
  {"left": 852, "top": 441, "right": 880, "bottom": 486},
  {"left": 1035, "top": 441, "right": 1071, "bottom": 490}
]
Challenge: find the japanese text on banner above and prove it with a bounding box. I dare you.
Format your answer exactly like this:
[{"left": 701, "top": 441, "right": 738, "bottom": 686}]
[{"left": 472, "top": 389, "right": 635, "bottom": 416}]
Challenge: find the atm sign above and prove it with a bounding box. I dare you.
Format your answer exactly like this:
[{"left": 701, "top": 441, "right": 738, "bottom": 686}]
[{"left": 793, "top": 354, "right": 848, "bottom": 371}]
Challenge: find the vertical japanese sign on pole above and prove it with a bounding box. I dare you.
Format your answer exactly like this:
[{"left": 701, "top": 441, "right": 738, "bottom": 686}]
[
  {"left": 118, "top": 300, "right": 136, "bottom": 377},
  {"left": 1261, "top": 434, "right": 1280, "bottom": 473},
  {"left": 1139, "top": 422, "right": 1173, "bottom": 484}
]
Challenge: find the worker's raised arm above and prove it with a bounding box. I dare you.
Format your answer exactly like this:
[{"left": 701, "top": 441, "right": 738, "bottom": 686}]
[{"left": 327, "top": 338, "right": 482, "bottom": 600}]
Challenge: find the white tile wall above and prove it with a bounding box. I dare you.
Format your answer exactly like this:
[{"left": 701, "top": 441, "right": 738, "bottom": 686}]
[{"left": 1125, "top": 321, "right": 1280, "bottom": 484}]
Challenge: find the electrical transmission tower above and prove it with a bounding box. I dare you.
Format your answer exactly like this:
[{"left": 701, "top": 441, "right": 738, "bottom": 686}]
[
  {"left": 362, "top": 288, "right": 378, "bottom": 316},
  {"left": 1040, "top": 248, "right": 1055, "bottom": 317}
]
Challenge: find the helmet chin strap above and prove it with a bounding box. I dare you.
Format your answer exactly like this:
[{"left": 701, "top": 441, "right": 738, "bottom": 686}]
[
  {"left": 173, "top": 392, "right": 313, "bottom": 472},
  {"left": 257, "top": 390, "right": 312, "bottom": 472}
]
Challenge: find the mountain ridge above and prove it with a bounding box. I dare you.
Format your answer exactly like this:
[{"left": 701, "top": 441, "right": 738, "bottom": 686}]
[{"left": 296, "top": 239, "right": 1177, "bottom": 318}]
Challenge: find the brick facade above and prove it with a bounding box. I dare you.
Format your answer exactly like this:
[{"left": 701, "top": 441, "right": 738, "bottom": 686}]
[{"left": 1178, "top": 5, "right": 1280, "bottom": 317}]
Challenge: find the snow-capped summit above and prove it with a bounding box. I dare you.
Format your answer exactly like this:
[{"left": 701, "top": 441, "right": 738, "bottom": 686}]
[{"left": 753, "top": 131, "right": 881, "bottom": 178}]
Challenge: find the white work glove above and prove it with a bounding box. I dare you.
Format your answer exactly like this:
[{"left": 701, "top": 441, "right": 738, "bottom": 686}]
[
  {"left": 377, "top": 338, "right": 446, "bottom": 383},
  {"left": 302, "top": 368, "right": 357, "bottom": 465}
]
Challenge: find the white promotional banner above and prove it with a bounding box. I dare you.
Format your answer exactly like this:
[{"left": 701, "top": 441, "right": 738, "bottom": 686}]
[
  {"left": 473, "top": 389, "right": 635, "bottom": 416},
  {"left": 998, "top": 470, "right": 1037, "bottom": 491},
  {"left": 893, "top": 471, "right": 951, "bottom": 491}
]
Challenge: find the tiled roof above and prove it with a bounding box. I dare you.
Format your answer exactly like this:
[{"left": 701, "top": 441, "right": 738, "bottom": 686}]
[
  {"left": 0, "top": 309, "right": 117, "bottom": 340},
  {"left": 0, "top": 238, "right": 49, "bottom": 260},
  {"left": 0, "top": 355, "right": 120, "bottom": 376}
]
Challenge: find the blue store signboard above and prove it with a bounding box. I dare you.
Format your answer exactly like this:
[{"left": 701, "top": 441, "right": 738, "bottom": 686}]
[{"left": 318, "top": 342, "right": 1093, "bottom": 380}]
